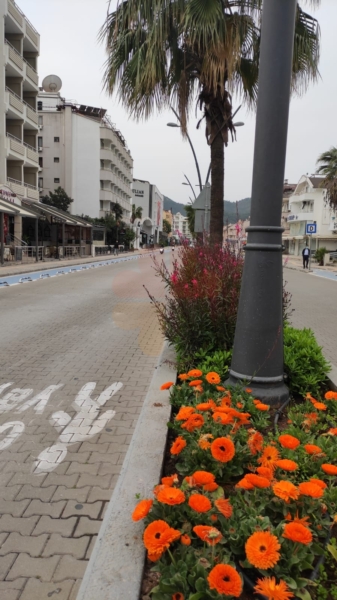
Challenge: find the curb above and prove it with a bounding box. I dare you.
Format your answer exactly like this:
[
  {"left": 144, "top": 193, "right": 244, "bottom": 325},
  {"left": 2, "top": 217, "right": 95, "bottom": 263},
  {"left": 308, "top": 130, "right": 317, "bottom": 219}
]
[
  {"left": 328, "top": 365, "right": 337, "bottom": 391},
  {"left": 77, "top": 341, "right": 176, "bottom": 600}
]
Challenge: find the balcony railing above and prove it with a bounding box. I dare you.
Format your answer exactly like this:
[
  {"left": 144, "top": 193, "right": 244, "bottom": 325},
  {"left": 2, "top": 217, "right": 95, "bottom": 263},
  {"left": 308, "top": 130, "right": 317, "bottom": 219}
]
[
  {"left": 6, "top": 132, "right": 37, "bottom": 156},
  {"left": 8, "top": 0, "right": 39, "bottom": 37},
  {"left": 4, "top": 39, "right": 38, "bottom": 74}
]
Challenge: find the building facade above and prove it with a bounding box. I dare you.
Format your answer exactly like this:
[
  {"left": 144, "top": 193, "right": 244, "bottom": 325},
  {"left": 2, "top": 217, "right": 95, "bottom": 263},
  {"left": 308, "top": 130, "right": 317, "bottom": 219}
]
[
  {"left": 37, "top": 88, "right": 133, "bottom": 222},
  {"left": 0, "top": 0, "right": 40, "bottom": 240},
  {"left": 172, "top": 211, "right": 192, "bottom": 241},
  {"left": 285, "top": 175, "right": 337, "bottom": 255},
  {"left": 132, "top": 179, "right": 163, "bottom": 247}
]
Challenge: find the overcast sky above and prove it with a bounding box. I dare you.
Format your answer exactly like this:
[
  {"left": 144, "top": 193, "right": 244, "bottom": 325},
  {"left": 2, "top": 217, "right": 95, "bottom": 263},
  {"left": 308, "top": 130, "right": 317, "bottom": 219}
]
[{"left": 19, "top": 0, "right": 337, "bottom": 205}]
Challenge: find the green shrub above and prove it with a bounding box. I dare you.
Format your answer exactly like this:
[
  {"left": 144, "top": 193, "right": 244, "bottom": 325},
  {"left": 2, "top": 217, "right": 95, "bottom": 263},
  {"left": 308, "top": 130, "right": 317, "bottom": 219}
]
[
  {"left": 283, "top": 325, "right": 330, "bottom": 396},
  {"left": 314, "top": 247, "right": 327, "bottom": 266},
  {"left": 189, "top": 348, "right": 232, "bottom": 380}
]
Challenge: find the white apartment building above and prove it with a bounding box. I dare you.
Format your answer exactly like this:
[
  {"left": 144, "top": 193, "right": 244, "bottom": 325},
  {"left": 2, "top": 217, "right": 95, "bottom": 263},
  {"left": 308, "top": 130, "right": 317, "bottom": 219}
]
[
  {"left": 172, "top": 211, "right": 192, "bottom": 240},
  {"left": 285, "top": 174, "right": 337, "bottom": 255},
  {"left": 37, "top": 83, "right": 133, "bottom": 222},
  {"left": 132, "top": 179, "right": 163, "bottom": 246},
  {"left": 0, "top": 0, "right": 40, "bottom": 239}
]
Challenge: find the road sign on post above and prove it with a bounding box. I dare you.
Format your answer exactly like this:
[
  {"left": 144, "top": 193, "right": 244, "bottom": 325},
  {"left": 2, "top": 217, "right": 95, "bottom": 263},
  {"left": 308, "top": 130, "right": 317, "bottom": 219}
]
[{"left": 306, "top": 223, "right": 317, "bottom": 235}]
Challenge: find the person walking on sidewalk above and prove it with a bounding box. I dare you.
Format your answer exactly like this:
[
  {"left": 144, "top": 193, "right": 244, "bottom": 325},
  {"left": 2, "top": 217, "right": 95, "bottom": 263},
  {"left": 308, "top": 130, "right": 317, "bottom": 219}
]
[
  {"left": 302, "top": 246, "right": 310, "bottom": 269},
  {"left": 114, "top": 240, "right": 119, "bottom": 256}
]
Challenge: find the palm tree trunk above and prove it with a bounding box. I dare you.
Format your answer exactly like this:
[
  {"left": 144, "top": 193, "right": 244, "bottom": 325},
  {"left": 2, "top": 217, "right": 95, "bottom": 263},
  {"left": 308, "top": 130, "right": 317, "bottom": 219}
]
[{"left": 210, "top": 121, "right": 224, "bottom": 244}]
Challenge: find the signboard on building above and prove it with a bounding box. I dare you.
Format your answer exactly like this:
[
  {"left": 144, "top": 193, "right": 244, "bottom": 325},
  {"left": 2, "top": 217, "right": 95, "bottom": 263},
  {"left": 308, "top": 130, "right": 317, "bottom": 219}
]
[
  {"left": 0, "top": 185, "right": 17, "bottom": 204},
  {"left": 306, "top": 223, "right": 317, "bottom": 235}
]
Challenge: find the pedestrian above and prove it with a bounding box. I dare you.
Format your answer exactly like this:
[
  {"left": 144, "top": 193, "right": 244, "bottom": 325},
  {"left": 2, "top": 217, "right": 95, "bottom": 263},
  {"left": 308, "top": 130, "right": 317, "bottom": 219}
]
[
  {"left": 302, "top": 245, "right": 310, "bottom": 269},
  {"left": 114, "top": 240, "right": 119, "bottom": 256}
]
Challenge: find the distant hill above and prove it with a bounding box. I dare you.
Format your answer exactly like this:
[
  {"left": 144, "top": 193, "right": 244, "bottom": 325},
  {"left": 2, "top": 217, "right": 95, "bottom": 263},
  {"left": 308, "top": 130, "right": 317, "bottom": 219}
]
[{"left": 163, "top": 195, "right": 251, "bottom": 223}]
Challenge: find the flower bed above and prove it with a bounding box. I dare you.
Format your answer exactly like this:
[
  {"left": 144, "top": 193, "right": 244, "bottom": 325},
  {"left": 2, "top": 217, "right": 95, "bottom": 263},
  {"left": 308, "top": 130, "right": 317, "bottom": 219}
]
[{"left": 133, "top": 371, "right": 337, "bottom": 600}]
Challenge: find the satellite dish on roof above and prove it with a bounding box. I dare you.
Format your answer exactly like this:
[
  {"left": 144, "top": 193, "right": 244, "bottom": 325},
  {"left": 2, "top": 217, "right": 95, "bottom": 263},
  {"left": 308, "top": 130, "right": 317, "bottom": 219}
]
[{"left": 42, "top": 75, "right": 62, "bottom": 93}]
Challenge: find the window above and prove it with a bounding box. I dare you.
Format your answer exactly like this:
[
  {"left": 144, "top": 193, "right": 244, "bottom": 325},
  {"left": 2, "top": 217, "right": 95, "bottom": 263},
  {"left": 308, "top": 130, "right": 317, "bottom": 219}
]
[
  {"left": 100, "top": 180, "right": 104, "bottom": 190},
  {"left": 54, "top": 178, "right": 60, "bottom": 184},
  {"left": 100, "top": 140, "right": 104, "bottom": 148},
  {"left": 54, "top": 157, "right": 60, "bottom": 163},
  {"left": 38, "top": 177, "right": 43, "bottom": 189},
  {"left": 39, "top": 157, "right": 43, "bottom": 168},
  {"left": 38, "top": 115, "right": 43, "bottom": 126},
  {"left": 38, "top": 136, "right": 43, "bottom": 148},
  {"left": 54, "top": 137, "right": 60, "bottom": 142},
  {"left": 37, "top": 101, "right": 43, "bottom": 111},
  {"left": 100, "top": 160, "right": 104, "bottom": 169}
]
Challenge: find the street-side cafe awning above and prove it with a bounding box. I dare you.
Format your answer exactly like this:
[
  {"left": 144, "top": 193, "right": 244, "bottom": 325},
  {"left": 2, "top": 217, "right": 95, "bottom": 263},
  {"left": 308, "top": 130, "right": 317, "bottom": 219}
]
[
  {"left": 0, "top": 198, "right": 39, "bottom": 265},
  {"left": 22, "top": 200, "right": 92, "bottom": 228}
]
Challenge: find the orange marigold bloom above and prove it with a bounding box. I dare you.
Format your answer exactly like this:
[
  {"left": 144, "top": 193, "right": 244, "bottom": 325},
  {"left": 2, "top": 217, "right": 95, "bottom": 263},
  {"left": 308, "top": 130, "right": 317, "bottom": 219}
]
[
  {"left": 313, "top": 402, "right": 327, "bottom": 411},
  {"left": 245, "top": 531, "right": 281, "bottom": 569},
  {"left": 198, "top": 434, "right": 214, "bottom": 450},
  {"left": 175, "top": 406, "right": 195, "bottom": 421},
  {"left": 305, "top": 444, "right": 323, "bottom": 455},
  {"left": 161, "top": 474, "right": 178, "bottom": 487},
  {"left": 254, "top": 577, "right": 294, "bottom": 600},
  {"left": 143, "top": 520, "right": 180, "bottom": 558},
  {"left": 276, "top": 459, "right": 298, "bottom": 472},
  {"left": 210, "top": 514, "right": 218, "bottom": 522},
  {"left": 220, "top": 395, "right": 232, "bottom": 408},
  {"left": 256, "top": 467, "right": 274, "bottom": 480},
  {"left": 213, "top": 411, "right": 234, "bottom": 426},
  {"left": 328, "top": 428, "right": 337, "bottom": 436},
  {"left": 309, "top": 478, "right": 327, "bottom": 490},
  {"left": 157, "top": 487, "right": 186, "bottom": 506},
  {"left": 193, "top": 525, "right": 222, "bottom": 545},
  {"left": 192, "top": 471, "right": 216, "bottom": 486},
  {"left": 172, "top": 594, "right": 184, "bottom": 600},
  {"left": 216, "top": 385, "right": 225, "bottom": 391},
  {"left": 189, "top": 379, "right": 203, "bottom": 387},
  {"left": 248, "top": 432, "right": 264, "bottom": 455},
  {"left": 188, "top": 494, "right": 212, "bottom": 513},
  {"left": 322, "top": 464, "right": 337, "bottom": 476},
  {"left": 298, "top": 482, "right": 324, "bottom": 499},
  {"left": 325, "top": 391, "right": 337, "bottom": 400},
  {"left": 187, "top": 369, "right": 202, "bottom": 378},
  {"left": 246, "top": 388, "right": 252, "bottom": 393},
  {"left": 178, "top": 373, "right": 188, "bottom": 381},
  {"left": 255, "top": 402, "right": 270, "bottom": 411},
  {"left": 237, "top": 402, "right": 243, "bottom": 408},
  {"left": 215, "top": 498, "right": 233, "bottom": 518},
  {"left": 153, "top": 484, "right": 168, "bottom": 497},
  {"left": 181, "top": 413, "right": 204, "bottom": 432},
  {"left": 236, "top": 477, "right": 254, "bottom": 491},
  {"left": 283, "top": 522, "right": 313, "bottom": 545},
  {"left": 278, "top": 434, "right": 301, "bottom": 450},
  {"left": 170, "top": 436, "right": 187, "bottom": 455},
  {"left": 160, "top": 381, "right": 174, "bottom": 390},
  {"left": 208, "top": 564, "right": 242, "bottom": 598},
  {"left": 205, "top": 372, "right": 221, "bottom": 385},
  {"left": 244, "top": 474, "right": 271, "bottom": 488},
  {"left": 305, "top": 412, "right": 318, "bottom": 423},
  {"left": 196, "top": 400, "right": 216, "bottom": 411},
  {"left": 180, "top": 534, "right": 191, "bottom": 546},
  {"left": 211, "top": 437, "right": 235, "bottom": 463},
  {"left": 273, "top": 481, "right": 299, "bottom": 503},
  {"left": 193, "top": 385, "right": 203, "bottom": 393},
  {"left": 132, "top": 499, "right": 153, "bottom": 521},
  {"left": 258, "top": 446, "right": 280, "bottom": 470},
  {"left": 285, "top": 512, "right": 311, "bottom": 528},
  {"left": 203, "top": 482, "right": 219, "bottom": 492}
]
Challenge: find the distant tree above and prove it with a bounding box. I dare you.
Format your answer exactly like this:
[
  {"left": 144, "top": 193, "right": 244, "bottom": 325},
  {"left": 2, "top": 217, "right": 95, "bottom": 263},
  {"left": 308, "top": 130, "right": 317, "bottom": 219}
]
[
  {"left": 123, "top": 227, "right": 136, "bottom": 247},
  {"left": 185, "top": 205, "right": 195, "bottom": 237},
  {"left": 130, "top": 204, "right": 143, "bottom": 224},
  {"left": 316, "top": 147, "right": 337, "bottom": 210},
  {"left": 41, "top": 187, "right": 73, "bottom": 212},
  {"left": 162, "top": 219, "right": 172, "bottom": 234}
]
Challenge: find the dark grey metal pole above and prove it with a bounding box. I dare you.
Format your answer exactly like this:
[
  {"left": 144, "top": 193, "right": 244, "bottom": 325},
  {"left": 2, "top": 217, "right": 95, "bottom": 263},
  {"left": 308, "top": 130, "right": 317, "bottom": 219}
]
[
  {"left": 35, "top": 218, "right": 39, "bottom": 262},
  {"left": 227, "top": 0, "right": 297, "bottom": 406},
  {"left": 0, "top": 212, "right": 4, "bottom": 266},
  {"left": 171, "top": 107, "right": 203, "bottom": 191}
]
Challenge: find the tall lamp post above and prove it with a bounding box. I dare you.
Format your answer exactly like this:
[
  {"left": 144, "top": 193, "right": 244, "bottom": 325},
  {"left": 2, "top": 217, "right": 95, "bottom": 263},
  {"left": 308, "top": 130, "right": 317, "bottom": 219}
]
[{"left": 227, "top": 0, "right": 297, "bottom": 406}]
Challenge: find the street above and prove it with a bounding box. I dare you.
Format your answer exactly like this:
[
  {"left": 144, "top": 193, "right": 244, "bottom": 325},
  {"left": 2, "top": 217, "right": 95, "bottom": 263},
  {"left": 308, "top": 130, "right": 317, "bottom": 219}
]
[
  {"left": 284, "top": 268, "right": 337, "bottom": 365},
  {"left": 0, "top": 253, "right": 167, "bottom": 600}
]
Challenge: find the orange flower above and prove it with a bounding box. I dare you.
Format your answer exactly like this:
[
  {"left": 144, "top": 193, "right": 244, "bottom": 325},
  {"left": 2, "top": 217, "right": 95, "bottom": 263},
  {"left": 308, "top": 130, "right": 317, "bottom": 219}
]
[
  {"left": 188, "top": 494, "right": 212, "bottom": 513},
  {"left": 304, "top": 444, "right": 324, "bottom": 455},
  {"left": 160, "top": 381, "right": 174, "bottom": 390},
  {"left": 143, "top": 520, "right": 180, "bottom": 559},
  {"left": 325, "top": 391, "right": 337, "bottom": 400},
  {"left": 196, "top": 400, "right": 216, "bottom": 411},
  {"left": 213, "top": 412, "right": 234, "bottom": 425},
  {"left": 198, "top": 434, "right": 214, "bottom": 450},
  {"left": 215, "top": 498, "right": 233, "bottom": 518},
  {"left": 283, "top": 522, "right": 313, "bottom": 545},
  {"left": 178, "top": 373, "right": 188, "bottom": 381},
  {"left": 248, "top": 431, "right": 264, "bottom": 455},
  {"left": 203, "top": 482, "right": 219, "bottom": 492},
  {"left": 313, "top": 402, "right": 327, "bottom": 411},
  {"left": 193, "top": 385, "right": 203, "bottom": 393},
  {"left": 278, "top": 434, "right": 301, "bottom": 450},
  {"left": 298, "top": 481, "right": 324, "bottom": 499},
  {"left": 157, "top": 487, "right": 186, "bottom": 506},
  {"left": 189, "top": 379, "right": 203, "bottom": 387},
  {"left": 175, "top": 406, "right": 195, "bottom": 421},
  {"left": 254, "top": 577, "right": 294, "bottom": 600},
  {"left": 161, "top": 474, "right": 178, "bottom": 487},
  {"left": 244, "top": 474, "right": 271, "bottom": 489},
  {"left": 184, "top": 476, "right": 195, "bottom": 487},
  {"left": 255, "top": 402, "right": 270, "bottom": 411},
  {"left": 172, "top": 594, "right": 184, "bottom": 600},
  {"left": 132, "top": 499, "right": 153, "bottom": 521},
  {"left": 181, "top": 413, "right": 204, "bottom": 432},
  {"left": 328, "top": 428, "right": 337, "bottom": 435},
  {"left": 216, "top": 386, "right": 225, "bottom": 391},
  {"left": 220, "top": 395, "right": 232, "bottom": 407},
  {"left": 193, "top": 525, "right": 222, "bottom": 545},
  {"left": 210, "top": 514, "right": 218, "bottom": 522},
  {"left": 258, "top": 446, "right": 280, "bottom": 470},
  {"left": 237, "top": 402, "right": 243, "bottom": 409},
  {"left": 285, "top": 512, "right": 311, "bottom": 528},
  {"left": 276, "top": 459, "right": 298, "bottom": 472},
  {"left": 246, "top": 388, "right": 252, "bottom": 393},
  {"left": 309, "top": 478, "right": 327, "bottom": 490},
  {"left": 305, "top": 412, "right": 318, "bottom": 423},
  {"left": 180, "top": 534, "right": 191, "bottom": 546},
  {"left": 256, "top": 467, "right": 274, "bottom": 480},
  {"left": 192, "top": 471, "right": 216, "bottom": 486},
  {"left": 153, "top": 484, "right": 168, "bottom": 497},
  {"left": 245, "top": 531, "right": 281, "bottom": 569},
  {"left": 253, "top": 399, "right": 261, "bottom": 405},
  {"left": 205, "top": 372, "right": 221, "bottom": 385},
  {"left": 322, "top": 464, "right": 337, "bottom": 476},
  {"left": 236, "top": 477, "right": 254, "bottom": 491},
  {"left": 208, "top": 564, "right": 242, "bottom": 597},
  {"left": 211, "top": 437, "right": 235, "bottom": 463},
  {"left": 273, "top": 481, "right": 299, "bottom": 503},
  {"left": 170, "top": 436, "right": 187, "bottom": 455},
  {"left": 187, "top": 369, "right": 203, "bottom": 378}
]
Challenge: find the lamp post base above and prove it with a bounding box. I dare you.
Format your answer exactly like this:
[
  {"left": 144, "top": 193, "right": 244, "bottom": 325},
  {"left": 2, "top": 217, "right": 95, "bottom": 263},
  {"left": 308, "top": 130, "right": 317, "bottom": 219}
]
[{"left": 226, "top": 370, "right": 289, "bottom": 408}]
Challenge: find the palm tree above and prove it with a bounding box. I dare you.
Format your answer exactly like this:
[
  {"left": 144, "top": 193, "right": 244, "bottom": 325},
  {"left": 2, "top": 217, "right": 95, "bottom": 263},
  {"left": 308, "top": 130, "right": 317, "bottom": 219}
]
[
  {"left": 130, "top": 204, "right": 143, "bottom": 224},
  {"left": 184, "top": 204, "right": 195, "bottom": 238},
  {"left": 101, "top": 1, "right": 320, "bottom": 244},
  {"left": 316, "top": 147, "right": 337, "bottom": 210}
]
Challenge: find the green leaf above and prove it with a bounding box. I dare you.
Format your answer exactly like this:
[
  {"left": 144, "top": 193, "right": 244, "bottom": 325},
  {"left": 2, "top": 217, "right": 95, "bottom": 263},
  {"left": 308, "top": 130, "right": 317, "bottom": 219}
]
[
  {"left": 188, "top": 593, "right": 207, "bottom": 600},
  {"left": 327, "top": 543, "right": 337, "bottom": 562},
  {"left": 295, "top": 590, "right": 313, "bottom": 600}
]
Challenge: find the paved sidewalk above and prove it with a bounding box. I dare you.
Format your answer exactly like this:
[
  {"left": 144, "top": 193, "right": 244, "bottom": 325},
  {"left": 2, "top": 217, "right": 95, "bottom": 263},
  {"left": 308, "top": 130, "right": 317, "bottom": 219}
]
[
  {"left": 0, "top": 252, "right": 169, "bottom": 599},
  {"left": 283, "top": 254, "right": 337, "bottom": 273}
]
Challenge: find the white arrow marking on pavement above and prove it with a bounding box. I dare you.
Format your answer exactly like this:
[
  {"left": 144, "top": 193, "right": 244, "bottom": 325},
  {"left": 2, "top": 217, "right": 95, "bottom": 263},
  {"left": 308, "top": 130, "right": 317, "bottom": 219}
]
[{"left": 0, "top": 421, "right": 25, "bottom": 450}]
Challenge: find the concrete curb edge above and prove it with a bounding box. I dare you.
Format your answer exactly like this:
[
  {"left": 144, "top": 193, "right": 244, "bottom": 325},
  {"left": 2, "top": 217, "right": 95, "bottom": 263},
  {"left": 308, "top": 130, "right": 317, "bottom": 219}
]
[{"left": 77, "top": 340, "right": 176, "bottom": 600}]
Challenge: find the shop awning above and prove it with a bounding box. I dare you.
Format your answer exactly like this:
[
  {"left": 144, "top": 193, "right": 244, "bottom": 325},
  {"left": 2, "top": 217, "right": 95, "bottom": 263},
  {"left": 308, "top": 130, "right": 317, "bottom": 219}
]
[
  {"left": 0, "top": 198, "right": 38, "bottom": 218},
  {"left": 22, "top": 200, "right": 92, "bottom": 227}
]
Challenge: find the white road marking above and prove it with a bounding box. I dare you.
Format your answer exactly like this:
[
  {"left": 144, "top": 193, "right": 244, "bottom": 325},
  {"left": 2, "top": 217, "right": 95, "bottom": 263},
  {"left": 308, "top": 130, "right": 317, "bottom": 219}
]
[{"left": 0, "top": 421, "right": 25, "bottom": 450}]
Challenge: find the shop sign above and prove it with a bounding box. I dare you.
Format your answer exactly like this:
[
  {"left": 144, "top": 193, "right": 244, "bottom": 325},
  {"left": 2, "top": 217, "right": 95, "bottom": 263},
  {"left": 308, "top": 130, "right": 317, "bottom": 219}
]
[{"left": 0, "top": 185, "right": 16, "bottom": 204}]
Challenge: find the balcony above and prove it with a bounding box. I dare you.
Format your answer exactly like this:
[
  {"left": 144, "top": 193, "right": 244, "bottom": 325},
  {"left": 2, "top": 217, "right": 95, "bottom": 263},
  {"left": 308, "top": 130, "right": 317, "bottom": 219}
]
[
  {"left": 4, "top": 40, "right": 39, "bottom": 89},
  {"left": 100, "top": 148, "right": 113, "bottom": 161},
  {"left": 7, "top": 177, "right": 39, "bottom": 201},
  {"left": 5, "top": 87, "right": 38, "bottom": 127},
  {"left": 100, "top": 168, "right": 114, "bottom": 182},
  {"left": 6, "top": 133, "right": 39, "bottom": 165},
  {"left": 287, "top": 211, "right": 314, "bottom": 223},
  {"left": 100, "top": 189, "right": 113, "bottom": 201},
  {"left": 6, "top": 0, "right": 40, "bottom": 51}
]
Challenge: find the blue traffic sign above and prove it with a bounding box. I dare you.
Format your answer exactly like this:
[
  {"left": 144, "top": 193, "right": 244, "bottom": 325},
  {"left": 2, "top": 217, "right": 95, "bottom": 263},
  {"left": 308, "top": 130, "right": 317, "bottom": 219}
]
[{"left": 306, "top": 223, "right": 317, "bottom": 235}]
